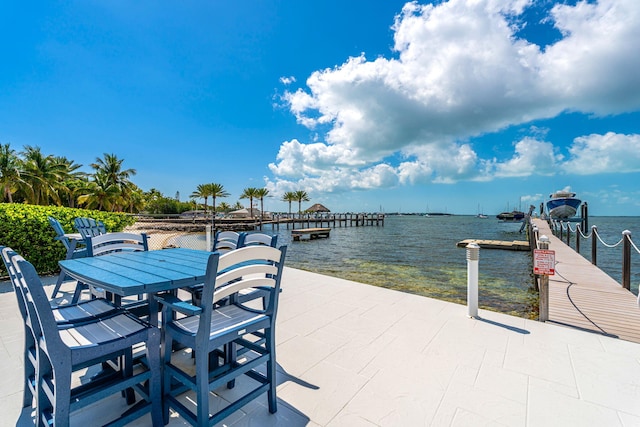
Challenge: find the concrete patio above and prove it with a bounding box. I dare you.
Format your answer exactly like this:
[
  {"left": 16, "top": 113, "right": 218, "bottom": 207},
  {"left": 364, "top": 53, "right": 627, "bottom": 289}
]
[{"left": 2, "top": 267, "right": 640, "bottom": 426}]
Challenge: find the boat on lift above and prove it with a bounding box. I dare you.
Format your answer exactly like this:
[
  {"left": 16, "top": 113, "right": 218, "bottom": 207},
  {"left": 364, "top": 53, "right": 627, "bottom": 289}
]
[{"left": 547, "top": 190, "right": 581, "bottom": 219}]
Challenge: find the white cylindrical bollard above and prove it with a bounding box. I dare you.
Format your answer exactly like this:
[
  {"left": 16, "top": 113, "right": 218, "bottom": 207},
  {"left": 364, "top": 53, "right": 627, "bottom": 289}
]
[
  {"left": 205, "top": 224, "right": 212, "bottom": 251},
  {"left": 467, "top": 242, "right": 480, "bottom": 318}
]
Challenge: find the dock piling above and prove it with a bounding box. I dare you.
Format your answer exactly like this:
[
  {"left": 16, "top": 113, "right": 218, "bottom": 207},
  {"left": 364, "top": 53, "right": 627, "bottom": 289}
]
[
  {"left": 623, "top": 230, "right": 632, "bottom": 290},
  {"left": 591, "top": 225, "right": 598, "bottom": 266}
]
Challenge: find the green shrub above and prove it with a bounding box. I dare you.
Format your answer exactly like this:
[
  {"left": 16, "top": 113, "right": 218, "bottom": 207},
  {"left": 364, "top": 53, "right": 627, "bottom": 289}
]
[{"left": 0, "top": 203, "right": 136, "bottom": 277}]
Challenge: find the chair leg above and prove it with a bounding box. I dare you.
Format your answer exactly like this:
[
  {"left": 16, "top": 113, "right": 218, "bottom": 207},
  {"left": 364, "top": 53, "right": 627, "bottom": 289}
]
[
  {"left": 70, "top": 282, "right": 87, "bottom": 304},
  {"left": 36, "top": 350, "right": 53, "bottom": 427},
  {"left": 266, "top": 326, "right": 277, "bottom": 414},
  {"left": 195, "top": 347, "right": 210, "bottom": 427},
  {"left": 51, "top": 272, "right": 67, "bottom": 299},
  {"left": 123, "top": 350, "right": 136, "bottom": 405},
  {"left": 225, "top": 342, "right": 237, "bottom": 389},
  {"left": 52, "top": 367, "right": 73, "bottom": 427},
  {"left": 162, "top": 333, "right": 173, "bottom": 424},
  {"left": 146, "top": 329, "right": 163, "bottom": 426}
]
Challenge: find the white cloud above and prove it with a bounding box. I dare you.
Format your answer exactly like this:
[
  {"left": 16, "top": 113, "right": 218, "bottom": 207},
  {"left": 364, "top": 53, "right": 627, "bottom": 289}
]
[
  {"left": 491, "top": 137, "right": 561, "bottom": 177},
  {"left": 542, "top": 0, "right": 640, "bottom": 114},
  {"left": 279, "top": 76, "right": 296, "bottom": 85},
  {"left": 270, "top": 0, "right": 640, "bottom": 195},
  {"left": 564, "top": 132, "right": 640, "bottom": 174}
]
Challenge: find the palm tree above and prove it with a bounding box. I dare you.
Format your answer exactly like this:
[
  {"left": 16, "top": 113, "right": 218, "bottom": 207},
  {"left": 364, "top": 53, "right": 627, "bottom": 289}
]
[
  {"left": 123, "top": 185, "right": 145, "bottom": 213},
  {"left": 190, "top": 184, "right": 211, "bottom": 215},
  {"left": 90, "top": 153, "right": 136, "bottom": 189},
  {"left": 90, "top": 153, "right": 136, "bottom": 211},
  {"left": 217, "top": 202, "right": 231, "bottom": 214},
  {"left": 254, "top": 188, "right": 270, "bottom": 230},
  {"left": 240, "top": 187, "right": 260, "bottom": 218},
  {"left": 294, "top": 190, "right": 310, "bottom": 215},
  {"left": 0, "top": 143, "right": 20, "bottom": 202},
  {"left": 77, "top": 173, "right": 120, "bottom": 210},
  {"left": 207, "top": 183, "right": 229, "bottom": 228},
  {"left": 20, "top": 145, "right": 66, "bottom": 205},
  {"left": 282, "top": 191, "right": 296, "bottom": 217},
  {"left": 55, "top": 156, "right": 87, "bottom": 207}
]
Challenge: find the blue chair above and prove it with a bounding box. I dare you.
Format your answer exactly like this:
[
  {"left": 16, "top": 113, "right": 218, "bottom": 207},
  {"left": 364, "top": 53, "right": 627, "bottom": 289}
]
[
  {"left": 48, "top": 216, "right": 88, "bottom": 302},
  {"left": 85, "top": 232, "right": 149, "bottom": 305},
  {"left": 156, "top": 245, "right": 287, "bottom": 426},
  {"left": 9, "top": 250, "right": 162, "bottom": 427},
  {"left": 74, "top": 217, "right": 107, "bottom": 239},
  {"left": 238, "top": 232, "right": 278, "bottom": 248},
  {"left": 1, "top": 246, "right": 132, "bottom": 412},
  {"left": 212, "top": 230, "right": 244, "bottom": 253},
  {"left": 87, "top": 231, "right": 149, "bottom": 257}
]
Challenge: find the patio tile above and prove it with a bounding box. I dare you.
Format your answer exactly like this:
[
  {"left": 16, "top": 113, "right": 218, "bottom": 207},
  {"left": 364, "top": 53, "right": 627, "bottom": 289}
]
[{"left": 3, "top": 267, "right": 640, "bottom": 426}]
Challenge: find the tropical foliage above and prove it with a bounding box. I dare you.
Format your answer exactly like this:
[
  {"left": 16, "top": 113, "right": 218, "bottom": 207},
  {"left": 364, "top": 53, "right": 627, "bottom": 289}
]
[
  {"left": 240, "top": 187, "right": 260, "bottom": 217},
  {"left": 294, "top": 190, "right": 310, "bottom": 214},
  {"left": 0, "top": 203, "right": 135, "bottom": 276},
  {"left": 0, "top": 144, "right": 145, "bottom": 212},
  {"left": 0, "top": 143, "right": 312, "bottom": 216}
]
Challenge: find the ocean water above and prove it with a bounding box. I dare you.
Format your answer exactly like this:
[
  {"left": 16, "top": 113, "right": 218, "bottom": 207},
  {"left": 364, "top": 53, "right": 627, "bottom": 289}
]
[{"left": 174, "top": 215, "right": 640, "bottom": 319}]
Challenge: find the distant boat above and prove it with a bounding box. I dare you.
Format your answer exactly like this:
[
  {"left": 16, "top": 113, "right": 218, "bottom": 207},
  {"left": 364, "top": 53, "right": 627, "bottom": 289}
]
[
  {"left": 476, "top": 204, "right": 488, "bottom": 218},
  {"left": 496, "top": 210, "right": 525, "bottom": 222},
  {"left": 547, "top": 190, "right": 581, "bottom": 219}
]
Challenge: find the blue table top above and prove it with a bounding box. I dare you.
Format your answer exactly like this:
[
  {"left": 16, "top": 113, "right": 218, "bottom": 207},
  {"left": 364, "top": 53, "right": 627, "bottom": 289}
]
[{"left": 59, "top": 248, "right": 212, "bottom": 296}]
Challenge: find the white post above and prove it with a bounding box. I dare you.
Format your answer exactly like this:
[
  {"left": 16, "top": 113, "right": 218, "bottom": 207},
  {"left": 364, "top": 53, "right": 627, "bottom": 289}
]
[
  {"left": 538, "top": 235, "right": 550, "bottom": 322},
  {"left": 467, "top": 242, "right": 480, "bottom": 318},
  {"left": 205, "top": 224, "right": 212, "bottom": 252}
]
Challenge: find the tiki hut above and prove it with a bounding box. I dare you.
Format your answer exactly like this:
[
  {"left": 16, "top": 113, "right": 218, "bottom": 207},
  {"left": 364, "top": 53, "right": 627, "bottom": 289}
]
[{"left": 306, "top": 203, "right": 330, "bottom": 213}]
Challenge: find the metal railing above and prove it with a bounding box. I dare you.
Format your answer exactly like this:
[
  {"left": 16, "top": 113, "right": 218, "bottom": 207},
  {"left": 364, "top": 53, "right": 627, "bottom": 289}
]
[{"left": 549, "top": 219, "right": 638, "bottom": 290}]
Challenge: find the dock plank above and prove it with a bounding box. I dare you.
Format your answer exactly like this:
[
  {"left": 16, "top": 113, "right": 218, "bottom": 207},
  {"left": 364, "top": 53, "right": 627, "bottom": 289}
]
[
  {"left": 456, "top": 239, "right": 530, "bottom": 251},
  {"left": 533, "top": 218, "right": 640, "bottom": 343}
]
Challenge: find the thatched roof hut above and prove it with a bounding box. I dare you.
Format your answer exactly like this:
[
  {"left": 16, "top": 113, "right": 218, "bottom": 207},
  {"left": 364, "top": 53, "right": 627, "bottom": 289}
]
[{"left": 306, "top": 203, "right": 330, "bottom": 213}]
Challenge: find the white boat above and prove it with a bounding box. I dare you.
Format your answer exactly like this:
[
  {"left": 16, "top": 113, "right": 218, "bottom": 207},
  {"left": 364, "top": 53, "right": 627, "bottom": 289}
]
[{"left": 547, "top": 191, "right": 581, "bottom": 219}]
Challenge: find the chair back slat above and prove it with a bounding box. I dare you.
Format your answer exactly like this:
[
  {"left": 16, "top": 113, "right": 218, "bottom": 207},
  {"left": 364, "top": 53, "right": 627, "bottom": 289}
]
[
  {"left": 87, "top": 232, "right": 149, "bottom": 257},
  {"left": 215, "top": 263, "right": 278, "bottom": 286},
  {"left": 239, "top": 233, "right": 278, "bottom": 248},
  {"left": 74, "top": 217, "right": 107, "bottom": 239},
  {"left": 212, "top": 231, "right": 243, "bottom": 253},
  {"left": 48, "top": 216, "right": 72, "bottom": 251},
  {"left": 200, "top": 246, "right": 287, "bottom": 318}
]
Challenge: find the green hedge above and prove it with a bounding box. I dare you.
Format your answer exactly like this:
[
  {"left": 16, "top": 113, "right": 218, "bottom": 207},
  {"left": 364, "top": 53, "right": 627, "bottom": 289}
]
[{"left": 0, "top": 203, "right": 136, "bottom": 277}]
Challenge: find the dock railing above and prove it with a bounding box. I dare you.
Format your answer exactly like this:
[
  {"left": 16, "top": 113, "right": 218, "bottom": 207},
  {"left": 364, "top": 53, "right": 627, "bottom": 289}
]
[{"left": 549, "top": 219, "right": 639, "bottom": 291}]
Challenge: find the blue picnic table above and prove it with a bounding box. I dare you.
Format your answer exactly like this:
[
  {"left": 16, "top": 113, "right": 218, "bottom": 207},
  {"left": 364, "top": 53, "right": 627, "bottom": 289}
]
[{"left": 59, "top": 248, "right": 213, "bottom": 321}]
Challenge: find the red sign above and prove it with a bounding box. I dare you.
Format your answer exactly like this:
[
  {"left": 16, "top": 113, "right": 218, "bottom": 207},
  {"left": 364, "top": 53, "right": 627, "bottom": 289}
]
[{"left": 534, "top": 249, "right": 555, "bottom": 275}]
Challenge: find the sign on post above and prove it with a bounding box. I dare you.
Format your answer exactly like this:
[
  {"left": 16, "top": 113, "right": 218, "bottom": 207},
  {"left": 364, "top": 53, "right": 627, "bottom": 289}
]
[{"left": 534, "top": 249, "right": 555, "bottom": 275}]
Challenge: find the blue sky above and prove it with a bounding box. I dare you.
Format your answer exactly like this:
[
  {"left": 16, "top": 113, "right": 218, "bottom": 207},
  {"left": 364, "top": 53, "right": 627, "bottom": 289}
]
[{"left": 2, "top": 0, "right": 639, "bottom": 216}]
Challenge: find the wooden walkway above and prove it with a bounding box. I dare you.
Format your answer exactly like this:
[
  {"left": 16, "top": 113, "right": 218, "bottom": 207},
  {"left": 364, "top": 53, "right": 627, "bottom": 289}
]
[{"left": 533, "top": 218, "right": 640, "bottom": 342}]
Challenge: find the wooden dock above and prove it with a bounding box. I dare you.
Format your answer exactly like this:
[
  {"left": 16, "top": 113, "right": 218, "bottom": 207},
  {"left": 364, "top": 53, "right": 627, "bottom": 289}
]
[
  {"left": 291, "top": 228, "right": 331, "bottom": 241},
  {"left": 532, "top": 218, "right": 640, "bottom": 343},
  {"left": 456, "top": 239, "right": 530, "bottom": 251}
]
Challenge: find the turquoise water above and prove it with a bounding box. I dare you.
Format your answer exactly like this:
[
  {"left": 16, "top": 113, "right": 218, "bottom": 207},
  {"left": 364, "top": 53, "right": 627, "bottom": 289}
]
[{"left": 175, "top": 215, "right": 640, "bottom": 319}]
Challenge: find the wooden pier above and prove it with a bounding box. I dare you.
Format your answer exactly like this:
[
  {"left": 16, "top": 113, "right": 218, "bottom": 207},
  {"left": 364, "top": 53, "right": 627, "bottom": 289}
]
[
  {"left": 291, "top": 228, "right": 331, "bottom": 241},
  {"left": 532, "top": 218, "right": 640, "bottom": 343},
  {"left": 264, "top": 213, "right": 384, "bottom": 230},
  {"left": 456, "top": 239, "right": 530, "bottom": 251}
]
